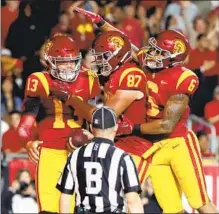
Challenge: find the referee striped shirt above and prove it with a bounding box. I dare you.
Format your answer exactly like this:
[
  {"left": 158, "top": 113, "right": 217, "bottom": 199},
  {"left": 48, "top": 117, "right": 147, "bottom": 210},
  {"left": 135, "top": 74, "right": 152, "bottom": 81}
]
[{"left": 56, "top": 137, "right": 141, "bottom": 213}]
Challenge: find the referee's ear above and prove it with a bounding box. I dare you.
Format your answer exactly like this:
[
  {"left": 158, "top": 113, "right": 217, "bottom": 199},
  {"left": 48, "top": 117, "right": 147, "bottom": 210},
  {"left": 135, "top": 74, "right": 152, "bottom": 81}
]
[
  {"left": 90, "top": 124, "right": 93, "bottom": 133},
  {"left": 114, "top": 124, "right": 118, "bottom": 133}
]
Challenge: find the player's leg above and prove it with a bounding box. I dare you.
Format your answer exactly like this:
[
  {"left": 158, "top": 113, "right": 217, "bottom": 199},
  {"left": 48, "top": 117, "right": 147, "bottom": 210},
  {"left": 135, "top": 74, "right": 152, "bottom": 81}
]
[
  {"left": 36, "top": 147, "right": 75, "bottom": 213},
  {"left": 150, "top": 142, "right": 184, "bottom": 213},
  {"left": 171, "top": 131, "right": 218, "bottom": 213},
  {"left": 131, "top": 154, "right": 151, "bottom": 184},
  {"left": 150, "top": 164, "right": 183, "bottom": 213}
]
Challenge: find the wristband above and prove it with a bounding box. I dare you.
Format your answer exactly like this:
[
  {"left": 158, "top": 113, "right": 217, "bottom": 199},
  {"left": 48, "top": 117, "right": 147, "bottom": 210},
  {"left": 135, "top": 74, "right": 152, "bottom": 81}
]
[
  {"left": 133, "top": 124, "right": 141, "bottom": 135},
  {"left": 96, "top": 19, "right": 106, "bottom": 27}
]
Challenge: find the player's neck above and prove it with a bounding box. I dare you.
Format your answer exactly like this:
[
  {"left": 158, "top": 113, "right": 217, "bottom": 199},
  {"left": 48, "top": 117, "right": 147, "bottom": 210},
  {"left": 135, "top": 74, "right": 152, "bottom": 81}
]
[{"left": 94, "top": 133, "right": 115, "bottom": 142}]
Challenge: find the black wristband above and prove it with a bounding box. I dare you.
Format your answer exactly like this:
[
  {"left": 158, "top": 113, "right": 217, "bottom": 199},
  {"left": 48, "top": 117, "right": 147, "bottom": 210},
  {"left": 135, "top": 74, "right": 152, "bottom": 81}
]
[
  {"left": 96, "top": 18, "right": 106, "bottom": 27},
  {"left": 133, "top": 124, "right": 141, "bottom": 135}
]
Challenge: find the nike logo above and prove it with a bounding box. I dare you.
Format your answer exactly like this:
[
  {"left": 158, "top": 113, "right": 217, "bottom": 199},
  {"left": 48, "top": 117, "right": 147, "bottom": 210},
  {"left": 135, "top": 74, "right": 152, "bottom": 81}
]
[
  {"left": 75, "top": 89, "right": 83, "bottom": 93},
  {"left": 172, "top": 144, "right": 179, "bottom": 149},
  {"left": 161, "top": 80, "right": 168, "bottom": 85}
]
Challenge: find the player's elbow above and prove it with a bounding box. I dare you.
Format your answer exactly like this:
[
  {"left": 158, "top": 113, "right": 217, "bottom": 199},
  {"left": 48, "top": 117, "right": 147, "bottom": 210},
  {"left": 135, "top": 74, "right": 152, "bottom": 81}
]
[{"left": 161, "top": 119, "right": 175, "bottom": 134}]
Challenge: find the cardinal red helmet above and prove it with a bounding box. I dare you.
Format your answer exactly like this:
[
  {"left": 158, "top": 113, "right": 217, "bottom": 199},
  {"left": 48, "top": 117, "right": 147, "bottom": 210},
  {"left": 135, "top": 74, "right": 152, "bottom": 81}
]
[
  {"left": 138, "top": 30, "right": 190, "bottom": 70},
  {"left": 44, "top": 34, "right": 82, "bottom": 82},
  {"left": 90, "top": 31, "right": 132, "bottom": 76}
]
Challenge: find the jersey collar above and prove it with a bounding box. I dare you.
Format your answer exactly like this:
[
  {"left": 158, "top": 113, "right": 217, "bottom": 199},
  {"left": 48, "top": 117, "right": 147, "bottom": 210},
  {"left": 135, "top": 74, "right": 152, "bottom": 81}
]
[{"left": 92, "top": 137, "right": 114, "bottom": 145}]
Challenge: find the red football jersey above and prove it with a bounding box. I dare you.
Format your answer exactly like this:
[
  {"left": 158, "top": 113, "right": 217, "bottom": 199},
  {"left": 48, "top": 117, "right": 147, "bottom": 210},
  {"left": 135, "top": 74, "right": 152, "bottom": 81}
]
[
  {"left": 104, "top": 62, "right": 152, "bottom": 156},
  {"left": 104, "top": 62, "right": 147, "bottom": 124},
  {"left": 146, "top": 65, "right": 199, "bottom": 139},
  {"left": 24, "top": 69, "right": 100, "bottom": 149}
]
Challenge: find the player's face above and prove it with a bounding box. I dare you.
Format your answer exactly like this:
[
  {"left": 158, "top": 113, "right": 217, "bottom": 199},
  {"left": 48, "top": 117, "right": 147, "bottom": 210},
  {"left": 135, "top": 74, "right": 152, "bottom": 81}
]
[{"left": 54, "top": 60, "right": 80, "bottom": 82}]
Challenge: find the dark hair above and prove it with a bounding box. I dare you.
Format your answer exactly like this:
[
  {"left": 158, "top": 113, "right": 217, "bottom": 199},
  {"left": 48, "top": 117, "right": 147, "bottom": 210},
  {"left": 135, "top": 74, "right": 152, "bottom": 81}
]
[
  {"left": 197, "top": 33, "right": 205, "bottom": 41},
  {"left": 196, "top": 131, "right": 207, "bottom": 139},
  {"left": 9, "top": 110, "right": 21, "bottom": 116},
  {"left": 165, "top": 15, "right": 173, "bottom": 30},
  {"left": 146, "top": 6, "right": 156, "bottom": 19}
]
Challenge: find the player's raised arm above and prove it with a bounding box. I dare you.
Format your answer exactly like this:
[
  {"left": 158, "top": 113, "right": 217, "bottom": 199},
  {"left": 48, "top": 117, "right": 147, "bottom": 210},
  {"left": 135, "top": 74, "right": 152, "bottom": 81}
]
[{"left": 73, "top": 7, "right": 139, "bottom": 61}]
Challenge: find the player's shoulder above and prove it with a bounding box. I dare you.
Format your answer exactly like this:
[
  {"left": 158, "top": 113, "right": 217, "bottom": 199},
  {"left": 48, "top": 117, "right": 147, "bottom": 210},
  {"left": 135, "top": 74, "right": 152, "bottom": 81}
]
[
  {"left": 116, "top": 62, "right": 146, "bottom": 88},
  {"left": 26, "top": 71, "right": 51, "bottom": 97},
  {"left": 169, "top": 66, "right": 199, "bottom": 95}
]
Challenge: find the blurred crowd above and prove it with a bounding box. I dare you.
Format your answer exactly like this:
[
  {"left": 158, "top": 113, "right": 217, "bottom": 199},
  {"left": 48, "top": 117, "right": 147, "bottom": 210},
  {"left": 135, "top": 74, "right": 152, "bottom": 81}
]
[{"left": 1, "top": 0, "right": 219, "bottom": 213}]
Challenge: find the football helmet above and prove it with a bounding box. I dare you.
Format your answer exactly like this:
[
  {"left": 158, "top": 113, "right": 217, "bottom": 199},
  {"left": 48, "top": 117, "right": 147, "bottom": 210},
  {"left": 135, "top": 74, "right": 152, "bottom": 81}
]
[
  {"left": 90, "top": 31, "right": 132, "bottom": 76},
  {"left": 44, "top": 34, "right": 82, "bottom": 82},
  {"left": 138, "top": 30, "right": 190, "bottom": 70}
]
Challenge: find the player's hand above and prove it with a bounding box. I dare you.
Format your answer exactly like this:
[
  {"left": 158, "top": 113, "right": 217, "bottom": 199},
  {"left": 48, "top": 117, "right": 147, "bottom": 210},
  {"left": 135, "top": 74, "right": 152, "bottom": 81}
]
[
  {"left": 25, "top": 140, "right": 43, "bottom": 164},
  {"left": 50, "top": 81, "right": 71, "bottom": 102},
  {"left": 73, "top": 7, "right": 103, "bottom": 24},
  {"left": 116, "top": 115, "right": 134, "bottom": 136},
  {"left": 82, "top": 129, "right": 94, "bottom": 140}
]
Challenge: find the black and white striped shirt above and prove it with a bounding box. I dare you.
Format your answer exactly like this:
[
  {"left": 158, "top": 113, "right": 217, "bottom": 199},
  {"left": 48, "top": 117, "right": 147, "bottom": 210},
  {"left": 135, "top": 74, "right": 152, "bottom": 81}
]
[{"left": 56, "top": 137, "right": 141, "bottom": 213}]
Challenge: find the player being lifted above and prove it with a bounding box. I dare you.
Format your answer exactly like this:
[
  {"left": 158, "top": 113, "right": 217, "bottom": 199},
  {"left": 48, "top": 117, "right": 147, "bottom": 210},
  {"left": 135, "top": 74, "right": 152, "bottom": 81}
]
[
  {"left": 52, "top": 30, "right": 153, "bottom": 184},
  {"left": 17, "top": 34, "right": 100, "bottom": 214},
  {"left": 72, "top": 7, "right": 218, "bottom": 214}
]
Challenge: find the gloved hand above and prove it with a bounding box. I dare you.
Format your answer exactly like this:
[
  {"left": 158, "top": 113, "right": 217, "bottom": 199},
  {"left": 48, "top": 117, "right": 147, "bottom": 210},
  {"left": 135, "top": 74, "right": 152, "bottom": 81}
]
[
  {"left": 73, "top": 7, "right": 104, "bottom": 25},
  {"left": 116, "top": 115, "right": 134, "bottom": 136},
  {"left": 50, "top": 80, "right": 72, "bottom": 102}
]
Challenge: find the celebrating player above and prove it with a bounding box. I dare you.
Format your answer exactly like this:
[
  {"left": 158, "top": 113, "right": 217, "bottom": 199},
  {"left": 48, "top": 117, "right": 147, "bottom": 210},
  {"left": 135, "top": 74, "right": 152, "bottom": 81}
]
[
  {"left": 51, "top": 30, "right": 153, "bottom": 184},
  {"left": 17, "top": 34, "right": 100, "bottom": 214},
  {"left": 72, "top": 7, "right": 218, "bottom": 214}
]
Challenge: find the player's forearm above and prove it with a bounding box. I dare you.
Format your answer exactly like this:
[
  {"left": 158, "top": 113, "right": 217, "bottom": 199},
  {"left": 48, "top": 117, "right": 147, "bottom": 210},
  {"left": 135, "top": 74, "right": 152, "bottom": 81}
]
[
  {"left": 17, "top": 114, "right": 37, "bottom": 146},
  {"left": 208, "top": 115, "right": 219, "bottom": 124},
  {"left": 59, "top": 193, "right": 72, "bottom": 214},
  {"left": 67, "top": 96, "right": 96, "bottom": 122},
  {"left": 139, "top": 119, "right": 174, "bottom": 135}
]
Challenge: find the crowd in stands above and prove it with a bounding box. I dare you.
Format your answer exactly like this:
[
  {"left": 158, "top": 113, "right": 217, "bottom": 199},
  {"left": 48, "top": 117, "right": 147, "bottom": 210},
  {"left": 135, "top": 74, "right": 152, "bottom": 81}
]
[{"left": 1, "top": 0, "right": 219, "bottom": 213}]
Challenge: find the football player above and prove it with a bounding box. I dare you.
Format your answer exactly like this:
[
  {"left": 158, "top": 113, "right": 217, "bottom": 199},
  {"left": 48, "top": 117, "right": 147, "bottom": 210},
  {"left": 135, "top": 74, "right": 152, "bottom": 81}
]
[
  {"left": 72, "top": 8, "right": 218, "bottom": 214},
  {"left": 51, "top": 30, "right": 153, "bottom": 184},
  {"left": 17, "top": 35, "right": 100, "bottom": 214}
]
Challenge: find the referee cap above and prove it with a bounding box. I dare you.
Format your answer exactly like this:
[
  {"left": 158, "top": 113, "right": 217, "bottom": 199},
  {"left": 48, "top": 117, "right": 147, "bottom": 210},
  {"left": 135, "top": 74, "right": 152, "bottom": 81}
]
[{"left": 92, "top": 106, "right": 117, "bottom": 129}]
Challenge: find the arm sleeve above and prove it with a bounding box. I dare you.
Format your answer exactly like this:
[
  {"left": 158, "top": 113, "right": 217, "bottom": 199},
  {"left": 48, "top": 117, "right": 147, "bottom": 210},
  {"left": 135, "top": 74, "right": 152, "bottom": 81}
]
[
  {"left": 56, "top": 153, "right": 75, "bottom": 195},
  {"left": 120, "top": 154, "right": 142, "bottom": 194}
]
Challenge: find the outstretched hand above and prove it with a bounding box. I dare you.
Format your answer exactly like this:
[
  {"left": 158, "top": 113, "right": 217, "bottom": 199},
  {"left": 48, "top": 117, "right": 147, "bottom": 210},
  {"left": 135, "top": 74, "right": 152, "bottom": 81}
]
[{"left": 73, "top": 7, "right": 103, "bottom": 24}]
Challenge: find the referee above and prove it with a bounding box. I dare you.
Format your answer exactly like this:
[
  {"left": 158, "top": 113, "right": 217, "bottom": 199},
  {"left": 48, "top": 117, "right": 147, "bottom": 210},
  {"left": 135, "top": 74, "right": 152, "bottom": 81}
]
[{"left": 56, "top": 106, "right": 144, "bottom": 214}]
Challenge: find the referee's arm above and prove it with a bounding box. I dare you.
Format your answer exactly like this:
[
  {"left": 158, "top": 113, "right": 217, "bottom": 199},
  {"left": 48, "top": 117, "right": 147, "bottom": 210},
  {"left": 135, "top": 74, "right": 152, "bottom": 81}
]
[
  {"left": 121, "top": 154, "right": 144, "bottom": 214},
  {"left": 56, "top": 154, "right": 75, "bottom": 214}
]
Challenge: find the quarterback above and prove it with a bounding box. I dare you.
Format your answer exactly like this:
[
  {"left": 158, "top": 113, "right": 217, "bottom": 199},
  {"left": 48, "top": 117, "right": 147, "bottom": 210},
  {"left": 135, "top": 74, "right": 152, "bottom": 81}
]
[
  {"left": 17, "top": 35, "right": 100, "bottom": 213},
  {"left": 72, "top": 7, "right": 218, "bottom": 214}
]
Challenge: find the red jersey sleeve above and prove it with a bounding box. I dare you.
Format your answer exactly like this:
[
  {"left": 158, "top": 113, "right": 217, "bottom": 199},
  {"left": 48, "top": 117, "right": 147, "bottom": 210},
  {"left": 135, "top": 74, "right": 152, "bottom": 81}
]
[
  {"left": 118, "top": 67, "right": 146, "bottom": 91},
  {"left": 25, "top": 72, "right": 50, "bottom": 98},
  {"left": 174, "top": 70, "right": 199, "bottom": 96}
]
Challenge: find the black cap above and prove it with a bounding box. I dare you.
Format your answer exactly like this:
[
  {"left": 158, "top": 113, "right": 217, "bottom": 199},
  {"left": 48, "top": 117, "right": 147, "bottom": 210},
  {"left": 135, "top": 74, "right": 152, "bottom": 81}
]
[{"left": 92, "top": 106, "right": 117, "bottom": 129}]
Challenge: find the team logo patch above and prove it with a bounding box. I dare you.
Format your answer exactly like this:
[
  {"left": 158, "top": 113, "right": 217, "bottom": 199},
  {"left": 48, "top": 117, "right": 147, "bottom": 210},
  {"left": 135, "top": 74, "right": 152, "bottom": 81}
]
[
  {"left": 44, "top": 40, "right": 53, "bottom": 53},
  {"left": 173, "top": 39, "right": 186, "bottom": 54},
  {"left": 108, "top": 36, "right": 124, "bottom": 50}
]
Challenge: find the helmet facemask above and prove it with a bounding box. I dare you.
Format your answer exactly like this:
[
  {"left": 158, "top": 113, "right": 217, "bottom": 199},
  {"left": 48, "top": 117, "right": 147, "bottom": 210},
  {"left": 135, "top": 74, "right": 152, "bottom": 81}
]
[
  {"left": 89, "top": 46, "right": 126, "bottom": 77},
  {"left": 45, "top": 53, "right": 82, "bottom": 82},
  {"left": 142, "top": 37, "right": 183, "bottom": 69}
]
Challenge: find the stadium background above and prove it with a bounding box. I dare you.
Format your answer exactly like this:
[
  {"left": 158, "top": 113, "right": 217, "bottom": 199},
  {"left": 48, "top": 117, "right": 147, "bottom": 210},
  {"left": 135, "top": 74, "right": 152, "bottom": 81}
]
[{"left": 1, "top": 0, "right": 219, "bottom": 213}]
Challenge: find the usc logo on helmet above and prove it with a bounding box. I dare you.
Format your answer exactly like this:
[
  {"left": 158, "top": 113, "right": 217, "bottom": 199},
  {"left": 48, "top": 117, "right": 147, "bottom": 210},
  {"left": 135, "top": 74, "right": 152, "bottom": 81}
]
[
  {"left": 173, "top": 40, "right": 186, "bottom": 54},
  {"left": 108, "top": 36, "right": 124, "bottom": 51},
  {"left": 45, "top": 40, "right": 53, "bottom": 53}
]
